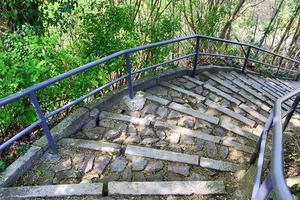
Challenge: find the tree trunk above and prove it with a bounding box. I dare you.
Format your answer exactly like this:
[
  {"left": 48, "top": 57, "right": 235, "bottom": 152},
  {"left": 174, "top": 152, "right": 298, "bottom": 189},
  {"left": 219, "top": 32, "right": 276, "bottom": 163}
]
[
  {"left": 274, "top": 4, "right": 300, "bottom": 53},
  {"left": 258, "top": 0, "right": 284, "bottom": 47},
  {"left": 219, "top": 0, "right": 246, "bottom": 39}
]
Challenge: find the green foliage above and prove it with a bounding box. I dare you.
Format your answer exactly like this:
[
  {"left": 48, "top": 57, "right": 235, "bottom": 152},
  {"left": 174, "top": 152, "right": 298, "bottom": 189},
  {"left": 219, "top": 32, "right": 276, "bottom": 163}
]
[{"left": 0, "top": 160, "right": 8, "bottom": 173}]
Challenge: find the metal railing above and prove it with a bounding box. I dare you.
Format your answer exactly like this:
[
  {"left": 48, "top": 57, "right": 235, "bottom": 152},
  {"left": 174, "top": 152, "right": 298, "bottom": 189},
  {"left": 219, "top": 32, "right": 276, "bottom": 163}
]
[
  {"left": 1, "top": 34, "right": 300, "bottom": 199},
  {"left": 250, "top": 90, "right": 300, "bottom": 200}
]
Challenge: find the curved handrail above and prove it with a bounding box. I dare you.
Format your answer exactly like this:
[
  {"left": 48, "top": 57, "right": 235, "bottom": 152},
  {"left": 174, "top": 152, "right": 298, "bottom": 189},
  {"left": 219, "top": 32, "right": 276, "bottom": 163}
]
[
  {"left": 0, "top": 35, "right": 300, "bottom": 199},
  {"left": 272, "top": 90, "right": 300, "bottom": 199}
]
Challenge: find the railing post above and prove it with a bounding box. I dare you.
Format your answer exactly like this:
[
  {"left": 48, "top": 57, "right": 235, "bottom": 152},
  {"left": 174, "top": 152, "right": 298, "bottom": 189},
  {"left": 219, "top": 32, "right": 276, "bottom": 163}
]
[
  {"left": 275, "top": 57, "right": 283, "bottom": 77},
  {"left": 28, "top": 92, "right": 57, "bottom": 154},
  {"left": 192, "top": 36, "right": 200, "bottom": 77},
  {"left": 124, "top": 52, "right": 134, "bottom": 99},
  {"left": 242, "top": 45, "right": 251, "bottom": 73}
]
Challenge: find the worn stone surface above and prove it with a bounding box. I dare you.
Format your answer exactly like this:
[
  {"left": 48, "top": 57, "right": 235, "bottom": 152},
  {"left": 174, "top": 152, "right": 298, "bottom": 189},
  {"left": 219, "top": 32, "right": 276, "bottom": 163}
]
[
  {"left": 200, "top": 157, "right": 241, "bottom": 172},
  {"left": 167, "top": 132, "right": 180, "bottom": 144},
  {"left": 156, "top": 106, "right": 169, "bottom": 117},
  {"left": 140, "top": 127, "right": 156, "bottom": 138},
  {"left": 145, "top": 161, "right": 164, "bottom": 172},
  {"left": 178, "top": 116, "right": 195, "bottom": 128},
  {"left": 168, "top": 102, "right": 219, "bottom": 125},
  {"left": 145, "top": 93, "right": 170, "bottom": 105},
  {"left": 99, "top": 111, "right": 151, "bottom": 126},
  {"left": 59, "top": 138, "right": 121, "bottom": 154},
  {"left": 141, "top": 138, "right": 160, "bottom": 145},
  {"left": 108, "top": 181, "right": 226, "bottom": 195},
  {"left": 167, "top": 164, "right": 190, "bottom": 176},
  {"left": 167, "top": 110, "right": 181, "bottom": 119},
  {"left": 105, "top": 129, "right": 120, "bottom": 140},
  {"left": 161, "top": 82, "right": 205, "bottom": 100},
  {"left": 142, "top": 103, "right": 158, "bottom": 115},
  {"left": 220, "top": 121, "right": 259, "bottom": 141},
  {"left": 94, "top": 155, "right": 111, "bottom": 174},
  {"left": 84, "top": 127, "right": 105, "bottom": 140},
  {"left": 111, "top": 157, "right": 128, "bottom": 172},
  {"left": 154, "top": 121, "right": 221, "bottom": 143},
  {"left": 205, "top": 99, "right": 255, "bottom": 127},
  {"left": 53, "top": 158, "right": 71, "bottom": 172},
  {"left": 124, "top": 136, "right": 141, "bottom": 144},
  {"left": 219, "top": 146, "right": 229, "bottom": 159},
  {"left": 206, "top": 142, "right": 217, "bottom": 158},
  {"left": 0, "top": 183, "right": 103, "bottom": 198},
  {"left": 187, "top": 173, "right": 207, "bottom": 181},
  {"left": 131, "top": 157, "right": 148, "bottom": 171},
  {"left": 84, "top": 154, "right": 95, "bottom": 173},
  {"left": 123, "top": 92, "right": 146, "bottom": 111},
  {"left": 126, "top": 145, "right": 199, "bottom": 165}
]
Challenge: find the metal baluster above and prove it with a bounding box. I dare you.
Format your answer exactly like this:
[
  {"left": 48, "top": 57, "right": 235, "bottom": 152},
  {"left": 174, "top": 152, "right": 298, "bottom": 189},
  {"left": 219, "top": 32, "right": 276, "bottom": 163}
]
[
  {"left": 124, "top": 52, "right": 134, "bottom": 99},
  {"left": 29, "top": 92, "right": 57, "bottom": 154},
  {"left": 275, "top": 57, "right": 283, "bottom": 77},
  {"left": 192, "top": 37, "right": 200, "bottom": 77},
  {"left": 242, "top": 46, "right": 251, "bottom": 73}
]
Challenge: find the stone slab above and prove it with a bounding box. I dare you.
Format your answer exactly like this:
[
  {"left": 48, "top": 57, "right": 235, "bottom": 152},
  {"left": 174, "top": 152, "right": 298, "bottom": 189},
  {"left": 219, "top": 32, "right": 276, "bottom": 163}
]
[
  {"left": 99, "top": 111, "right": 151, "bottom": 126},
  {"left": 145, "top": 93, "right": 170, "bottom": 105},
  {"left": 205, "top": 100, "right": 255, "bottom": 127},
  {"left": 160, "top": 82, "right": 205, "bottom": 101},
  {"left": 183, "top": 75, "right": 204, "bottom": 85},
  {"left": 220, "top": 121, "right": 259, "bottom": 141},
  {"left": 0, "top": 146, "right": 43, "bottom": 187},
  {"left": 154, "top": 121, "right": 221, "bottom": 143},
  {"left": 222, "top": 138, "right": 254, "bottom": 154},
  {"left": 0, "top": 183, "right": 103, "bottom": 199},
  {"left": 59, "top": 138, "right": 121, "bottom": 154},
  {"left": 204, "top": 84, "right": 241, "bottom": 105},
  {"left": 200, "top": 157, "right": 241, "bottom": 172},
  {"left": 203, "top": 72, "right": 239, "bottom": 93},
  {"left": 125, "top": 145, "right": 199, "bottom": 165},
  {"left": 168, "top": 102, "right": 219, "bottom": 125},
  {"left": 108, "top": 181, "right": 225, "bottom": 195},
  {"left": 239, "top": 104, "right": 267, "bottom": 123},
  {"left": 232, "top": 79, "right": 266, "bottom": 102}
]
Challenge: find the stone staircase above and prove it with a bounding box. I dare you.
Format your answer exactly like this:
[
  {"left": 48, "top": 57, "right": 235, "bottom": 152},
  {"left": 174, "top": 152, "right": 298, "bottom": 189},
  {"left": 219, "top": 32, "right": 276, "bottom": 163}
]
[{"left": 0, "top": 69, "right": 298, "bottom": 199}]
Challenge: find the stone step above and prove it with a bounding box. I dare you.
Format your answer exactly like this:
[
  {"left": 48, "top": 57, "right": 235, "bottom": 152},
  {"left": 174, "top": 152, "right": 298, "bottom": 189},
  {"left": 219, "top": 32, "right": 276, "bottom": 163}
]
[
  {"left": 160, "top": 81, "right": 205, "bottom": 101},
  {"left": 108, "top": 181, "right": 226, "bottom": 196},
  {"left": 218, "top": 72, "right": 271, "bottom": 112},
  {"left": 205, "top": 100, "right": 255, "bottom": 127},
  {"left": 232, "top": 79, "right": 266, "bottom": 102},
  {"left": 239, "top": 104, "right": 267, "bottom": 123},
  {"left": 274, "top": 78, "right": 294, "bottom": 91},
  {"left": 230, "top": 72, "right": 281, "bottom": 103},
  {"left": 203, "top": 71, "right": 239, "bottom": 93},
  {"left": 220, "top": 121, "right": 259, "bottom": 141},
  {"left": 58, "top": 138, "right": 121, "bottom": 154},
  {"left": 99, "top": 111, "right": 151, "bottom": 126},
  {"left": 154, "top": 121, "right": 222, "bottom": 143},
  {"left": 183, "top": 75, "right": 204, "bottom": 85},
  {"left": 125, "top": 145, "right": 199, "bottom": 165},
  {"left": 0, "top": 183, "right": 103, "bottom": 199},
  {"left": 168, "top": 102, "right": 219, "bottom": 125},
  {"left": 239, "top": 90, "right": 271, "bottom": 112},
  {"left": 222, "top": 137, "right": 254, "bottom": 154},
  {"left": 145, "top": 93, "right": 171, "bottom": 105},
  {"left": 203, "top": 83, "right": 241, "bottom": 105},
  {"left": 199, "top": 157, "right": 242, "bottom": 172}
]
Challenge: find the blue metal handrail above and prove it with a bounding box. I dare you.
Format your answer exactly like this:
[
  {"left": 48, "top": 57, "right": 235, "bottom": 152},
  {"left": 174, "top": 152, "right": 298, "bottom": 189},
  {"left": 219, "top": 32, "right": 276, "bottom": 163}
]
[
  {"left": 251, "top": 91, "right": 300, "bottom": 199},
  {"left": 1, "top": 35, "right": 300, "bottom": 199}
]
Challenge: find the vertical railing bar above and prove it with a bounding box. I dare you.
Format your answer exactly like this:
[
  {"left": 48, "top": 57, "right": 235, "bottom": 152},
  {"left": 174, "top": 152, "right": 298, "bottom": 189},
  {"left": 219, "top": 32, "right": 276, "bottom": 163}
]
[
  {"left": 275, "top": 57, "right": 284, "bottom": 77},
  {"left": 192, "top": 36, "right": 200, "bottom": 77},
  {"left": 124, "top": 52, "right": 134, "bottom": 99},
  {"left": 28, "top": 92, "right": 57, "bottom": 154},
  {"left": 242, "top": 45, "right": 251, "bottom": 73}
]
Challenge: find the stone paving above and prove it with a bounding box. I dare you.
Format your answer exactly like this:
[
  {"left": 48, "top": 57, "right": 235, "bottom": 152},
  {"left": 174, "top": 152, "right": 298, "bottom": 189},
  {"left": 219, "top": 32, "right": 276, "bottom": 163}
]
[{"left": 1, "top": 69, "right": 298, "bottom": 199}]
